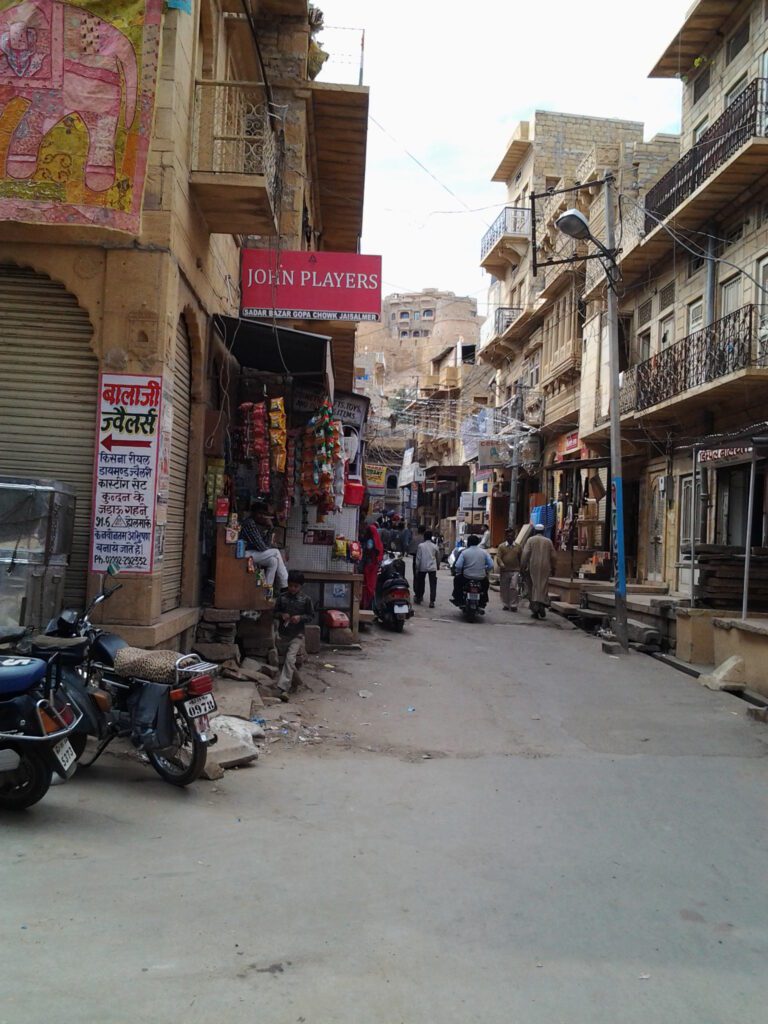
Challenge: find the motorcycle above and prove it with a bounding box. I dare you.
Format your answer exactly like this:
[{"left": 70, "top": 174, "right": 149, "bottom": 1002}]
[
  {"left": 0, "top": 631, "right": 82, "bottom": 810},
  {"left": 372, "top": 555, "right": 413, "bottom": 633},
  {"left": 27, "top": 584, "right": 219, "bottom": 787},
  {"left": 455, "top": 576, "right": 486, "bottom": 622}
]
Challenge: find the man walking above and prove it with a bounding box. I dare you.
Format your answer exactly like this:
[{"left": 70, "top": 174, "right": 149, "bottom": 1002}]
[
  {"left": 272, "top": 570, "right": 314, "bottom": 700},
  {"left": 521, "top": 523, "right": 557, "bottom": 619},
  {"left": 495, "top": 527, "right": 522, "bottom": 611},
  {"left": 414, "top": 528, "right": 440, "bottom": 608}
]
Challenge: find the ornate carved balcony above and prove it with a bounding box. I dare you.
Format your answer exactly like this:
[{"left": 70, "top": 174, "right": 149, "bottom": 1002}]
[
  {"left": 636, "top": 304, "right": 768, "bottom": 414},
  {"left": 480, "top": 206, "right": 531, "bottom": 274},
  {"left": 644, "top": 79, "right": 768, "bottom": 232},
  {"left": 190, "top": 80, "right": 279, "bottom": 235}
]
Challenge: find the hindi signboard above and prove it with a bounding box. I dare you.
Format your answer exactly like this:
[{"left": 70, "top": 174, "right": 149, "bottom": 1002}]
[
  {"left": 241, "top": 250, "right": 382, "bottom": 321},
  {"left": 90, "top": 374, "right": 162, "bottom": 575}
]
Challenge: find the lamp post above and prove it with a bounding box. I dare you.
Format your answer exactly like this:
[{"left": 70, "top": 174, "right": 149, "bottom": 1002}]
[{"left": 556, "top": 177, "right": 628, "bottom": 651}]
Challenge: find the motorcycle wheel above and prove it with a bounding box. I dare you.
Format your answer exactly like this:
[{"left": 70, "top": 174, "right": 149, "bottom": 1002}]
[
  {"left": 147, "top": 707, "right": 207, "bottom": 787},
  {"left": 0, "top": 747, "right": 53, "bottom": 810},
  {"left": 391, "top": 619, "right": 405, "bottom": 633},
  {"left": 463, "top": 608, "right": 477, "bottom": 623}
]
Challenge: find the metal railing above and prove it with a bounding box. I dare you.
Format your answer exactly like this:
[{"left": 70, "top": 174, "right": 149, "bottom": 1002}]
[
  {"left": 636, "top": 304, "right": 762, "bottom": 410},
  {"left": 594, "top": 386, "right": 608, "bottom": 426},
  {"left": 644, "top": 79, "right": 768, "bottom": 230},
  {"left": 495, "top": 306, "right": 523, "bottom": 335},
  {"left": 480, "top": 206, "right": 531, "bottom": 259},
  {"left": 191, "top": 80, "right": 279, "bottom": 200},
  {"left": 619, "top": 365, "right": 637, "bottom": 415}
]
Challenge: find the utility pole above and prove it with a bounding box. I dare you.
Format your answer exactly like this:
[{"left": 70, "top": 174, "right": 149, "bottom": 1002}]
[
  {"left": 507, "top": 384, "right": 523, "bottom": 531},
  {"left": 603, "top": 174, "right": 629, "bottom": 651}
]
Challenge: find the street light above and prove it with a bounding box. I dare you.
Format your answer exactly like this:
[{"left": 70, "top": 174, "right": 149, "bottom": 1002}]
[{"left": 556, "top": 181, "right": 629, "bottom": 652}]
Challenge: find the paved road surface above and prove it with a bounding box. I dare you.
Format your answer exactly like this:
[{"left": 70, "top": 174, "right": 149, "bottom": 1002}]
[{"left": 2, "top": 593, "right": 768, "bottom": 1023}]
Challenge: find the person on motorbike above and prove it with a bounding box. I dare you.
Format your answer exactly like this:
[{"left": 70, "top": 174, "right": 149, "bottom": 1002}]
[{"left": 451, "top": 534, "right": 493, "bottom": 612}]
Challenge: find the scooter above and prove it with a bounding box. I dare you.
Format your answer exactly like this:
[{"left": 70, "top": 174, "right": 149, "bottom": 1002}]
[
  {"left": 28, "top": 584, "right": 219, "bottom": 787},
  {"left": 372, "top": 555, "right": 414, "bottom": 633},
  {"left": 0, "top": 634, "right": 82, "bottom": 809}
]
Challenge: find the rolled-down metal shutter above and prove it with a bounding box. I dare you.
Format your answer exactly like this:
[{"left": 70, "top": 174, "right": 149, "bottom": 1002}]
[
  {"left": 161, "top": 319, "right": 192, "bottom": 612},
  {"left": 0, "top": 264, "right": 98, "bottom": 608}
]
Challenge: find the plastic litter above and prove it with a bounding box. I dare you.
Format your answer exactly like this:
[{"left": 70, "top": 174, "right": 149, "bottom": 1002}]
[
  {"left": 407, "top": 706, "right": 416, "bottom": 713},
  {"left": 358, "top": 689, "right": 373, "bottom": 698}
]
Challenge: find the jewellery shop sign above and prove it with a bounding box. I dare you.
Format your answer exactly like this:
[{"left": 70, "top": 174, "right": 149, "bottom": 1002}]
[{"left": 90, "top": 374, "right": 162, "bottom": 574}]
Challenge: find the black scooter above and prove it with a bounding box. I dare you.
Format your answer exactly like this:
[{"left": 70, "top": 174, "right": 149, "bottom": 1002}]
[
  {"left": 0, "top": 634, "right": 81, "bottom": 809},
  {"left": 372, "top": 556, "right": 414, "bottom": 632}
]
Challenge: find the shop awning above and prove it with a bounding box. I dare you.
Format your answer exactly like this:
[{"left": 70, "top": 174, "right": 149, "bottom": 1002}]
[
  {"left": 543, "top": 457, "right": 611, "bottom": 472},
  {"left": 214, "top": 315, "right": 334, "bottom": 398}
]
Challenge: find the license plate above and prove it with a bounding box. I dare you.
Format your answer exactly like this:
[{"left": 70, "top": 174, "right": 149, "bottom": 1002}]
[
  {"left": 53, "top": 738, "right": 77, "bottom": 772},
  {"left": 467, "top": 594, "right": 479, "bottom": 604},
  {"left": 184, "top": 692, "right": 217, "bottom": 718},
  {"left": 394, "top": 604, "right": 409, "bottom": 614}
]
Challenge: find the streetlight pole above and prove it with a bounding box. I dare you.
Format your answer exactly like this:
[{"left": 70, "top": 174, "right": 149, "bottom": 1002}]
[
  {"left": 507, "top": 384, "right": 523, "bottom": 531},
  {"left": 554, "top": 179, "right": 628, "bottom": 651},
  {"left": 602, "top": 175, "right": 629, "bottom": 650}
]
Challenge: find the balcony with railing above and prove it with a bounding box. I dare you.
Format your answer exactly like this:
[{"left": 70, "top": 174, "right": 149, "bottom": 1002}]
[
  {"left": 190, "top": 80, "right": 279, "bottom": 234},
  {"left": 480, "top": 306, "right": 524, "bottom": 353},
  {"left": 644, "top": 79, "right": 768, "bottom": 234},
  {"left": 480, "top": 206, "right": 531, "bottom": 274},
  {"left": 636, "top": 304, "right": 768, "bottom": 416}
]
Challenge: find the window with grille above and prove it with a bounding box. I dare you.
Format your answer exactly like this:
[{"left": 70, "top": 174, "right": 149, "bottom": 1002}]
[
  {"left": 726, "top": 20, "right": 749, "bottom": 65},
  {"left": 638, "top": 298, "right": 652, "bottom": 326},
  {"left": 693, "top": 66, "right": 710, "bottom": 104},
  {"left": 659, "top": 281, "right": 675, "bottom": 310}
]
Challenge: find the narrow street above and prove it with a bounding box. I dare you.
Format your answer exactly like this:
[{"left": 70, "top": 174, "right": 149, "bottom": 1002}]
[{"left": 2, "top": 584, "right": 768, "bottom": 1024}]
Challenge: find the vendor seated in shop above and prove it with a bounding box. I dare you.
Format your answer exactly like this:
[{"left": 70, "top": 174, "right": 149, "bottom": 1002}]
[{"left": 239, "top": 500, "right": 289, "bottom": 596}]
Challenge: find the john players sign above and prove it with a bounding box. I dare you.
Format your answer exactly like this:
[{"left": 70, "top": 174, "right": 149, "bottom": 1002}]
[{"left": 241, "top": 250, "right": 381, "bottom": 321}]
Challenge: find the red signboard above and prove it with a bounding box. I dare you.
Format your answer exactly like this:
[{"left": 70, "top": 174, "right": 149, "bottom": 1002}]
[{"left": 241, "top": 250, "right": 382, "bottom": 321}]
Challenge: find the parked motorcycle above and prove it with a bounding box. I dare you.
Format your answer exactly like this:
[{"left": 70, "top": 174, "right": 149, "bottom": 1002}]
[
  {"left": 27, "top": 585, "right": 218, "bottom": 787},
  {"left": 372, "top": 555, "right": 413, "bottom": 632},
  {"left": 0, "top": 632, "right": 81, "bottom": 809}
]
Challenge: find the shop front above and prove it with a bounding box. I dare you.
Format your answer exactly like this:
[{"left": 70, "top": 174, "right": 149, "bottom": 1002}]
[
  {"left": 541, "top": 431, "right": 612, "bottom": 580},
  {"left": 200, "top": 316, "right": 369, "bottom": 644}
]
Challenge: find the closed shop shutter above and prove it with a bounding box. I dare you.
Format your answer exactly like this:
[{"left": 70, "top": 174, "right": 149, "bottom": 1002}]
[
  {"left": 0, "top": 264, "right": 98, "bottom": 608},
  {"left": 161, "top": 319, "right": 192, "bottom": 612}
]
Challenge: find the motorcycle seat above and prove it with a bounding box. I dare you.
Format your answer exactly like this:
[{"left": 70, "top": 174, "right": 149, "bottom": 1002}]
[
  {"left": 0, "top": 627, "right": 27, "bottom": 645},
  {"left": 112, "top": 647, "right": 182, "bottom": 684},
  {"left": 0, "top": 656, "right": 47, "bottom": 697}
]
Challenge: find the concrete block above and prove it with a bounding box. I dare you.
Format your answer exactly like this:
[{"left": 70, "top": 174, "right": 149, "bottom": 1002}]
[
  {"left": 208, "top": 715, "right": 261, "bottom": 770},
  {"left": 329, "top": 627, "right": 355, "bottom": 645},
  {"left": 746, "top": 706, "right": 768, "bottom": 723},
  {"left": 304, "top": 624, "right": 321, "bottom": 654},
  {"left": 201, "top": 759, "right": 225, "bottom": 781},
  {"left": 700, "top": 656, "right": 746, "bottom": 692},
  {"left": 193, "top": 642, "right": 241, "bottom": 664},
  {"left": 212, "top": 680, "right": 256, "bottom": 720},
  {"left": 602, "top": 640, "right": 622, "bottom": 656}
]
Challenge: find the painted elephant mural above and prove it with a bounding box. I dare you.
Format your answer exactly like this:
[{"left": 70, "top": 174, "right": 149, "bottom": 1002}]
[{"left": 0, "top": 0, "right": 138, "bottom": 191}]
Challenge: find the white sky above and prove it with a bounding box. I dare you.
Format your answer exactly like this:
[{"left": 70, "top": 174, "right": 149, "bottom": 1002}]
[{"left": 316, "top": 0, "right": 691, "bottom": 313}]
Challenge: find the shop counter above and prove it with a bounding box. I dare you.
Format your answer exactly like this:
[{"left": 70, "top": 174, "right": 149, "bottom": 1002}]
[
  {"left": 300, "top": 570, "right": 363, "bottom": 639},
  {"left": 214, "top": 525, "right": 273, "bottom": 611}
]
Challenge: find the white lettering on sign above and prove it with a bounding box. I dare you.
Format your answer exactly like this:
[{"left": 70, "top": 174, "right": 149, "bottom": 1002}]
[{"left": 699, "top": 447, "right": 753, "bottom": 464}]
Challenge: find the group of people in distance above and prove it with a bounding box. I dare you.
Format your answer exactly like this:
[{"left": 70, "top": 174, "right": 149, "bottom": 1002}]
[{"left": 359, "top": 515, "right": 557, "bottom": 620}]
